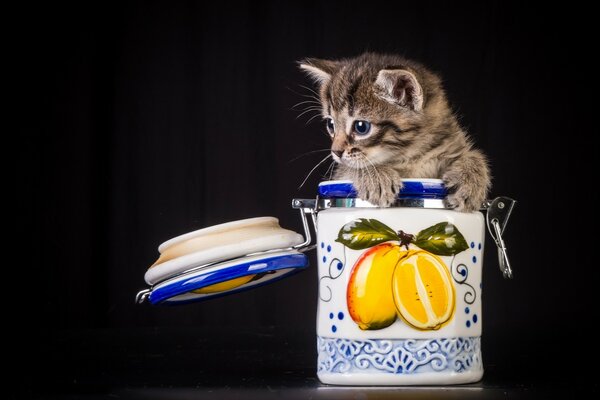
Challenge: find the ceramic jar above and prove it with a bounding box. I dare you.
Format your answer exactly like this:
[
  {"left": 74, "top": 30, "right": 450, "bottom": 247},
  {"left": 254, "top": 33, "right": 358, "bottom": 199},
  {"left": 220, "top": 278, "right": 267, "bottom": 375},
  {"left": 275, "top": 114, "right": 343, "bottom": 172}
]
[{"left": 300, "top": 179, "right": 487, "bottom": 385}]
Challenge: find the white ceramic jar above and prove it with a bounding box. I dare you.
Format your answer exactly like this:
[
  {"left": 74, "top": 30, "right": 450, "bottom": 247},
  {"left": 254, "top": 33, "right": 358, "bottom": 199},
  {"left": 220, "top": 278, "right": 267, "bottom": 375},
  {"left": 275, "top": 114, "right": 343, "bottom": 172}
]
[{"left": 293, "top": 179, "right": 513, "bottom": 385}]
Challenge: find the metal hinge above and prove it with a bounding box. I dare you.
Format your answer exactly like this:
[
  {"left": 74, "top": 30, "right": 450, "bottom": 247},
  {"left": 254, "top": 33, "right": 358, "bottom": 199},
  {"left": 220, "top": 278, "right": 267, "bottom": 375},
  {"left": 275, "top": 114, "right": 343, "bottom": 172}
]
[{"left": 484, "top": 197, "right": 517, "bottom": 279}]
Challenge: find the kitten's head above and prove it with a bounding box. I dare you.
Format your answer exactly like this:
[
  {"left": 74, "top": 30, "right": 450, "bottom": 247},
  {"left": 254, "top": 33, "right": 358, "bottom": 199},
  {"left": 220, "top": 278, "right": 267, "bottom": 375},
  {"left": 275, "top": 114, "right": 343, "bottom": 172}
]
[{"left": 299, "top": 53, "right": 453, "bottom": 169}]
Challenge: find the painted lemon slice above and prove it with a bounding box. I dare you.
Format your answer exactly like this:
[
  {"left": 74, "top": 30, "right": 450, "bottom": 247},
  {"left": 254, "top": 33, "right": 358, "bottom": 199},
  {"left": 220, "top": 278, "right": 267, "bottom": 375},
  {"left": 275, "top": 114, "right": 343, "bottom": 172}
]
[{"left": 392, "top": 250, "right": 455, "bottom": 330}]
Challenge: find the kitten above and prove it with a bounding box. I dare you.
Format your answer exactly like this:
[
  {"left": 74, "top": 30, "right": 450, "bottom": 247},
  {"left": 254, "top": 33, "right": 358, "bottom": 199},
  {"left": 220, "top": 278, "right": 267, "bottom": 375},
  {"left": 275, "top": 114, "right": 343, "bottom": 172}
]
[{"left": 299, "top": 52, "right": 490, "bottom": 212}]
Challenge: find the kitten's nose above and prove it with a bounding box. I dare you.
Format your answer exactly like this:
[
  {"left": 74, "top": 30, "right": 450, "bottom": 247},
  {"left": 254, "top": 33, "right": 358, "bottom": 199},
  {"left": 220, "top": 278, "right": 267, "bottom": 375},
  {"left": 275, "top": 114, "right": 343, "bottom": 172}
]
[{"left": 332, "top": 149, "right": 343, "bottom": 158}]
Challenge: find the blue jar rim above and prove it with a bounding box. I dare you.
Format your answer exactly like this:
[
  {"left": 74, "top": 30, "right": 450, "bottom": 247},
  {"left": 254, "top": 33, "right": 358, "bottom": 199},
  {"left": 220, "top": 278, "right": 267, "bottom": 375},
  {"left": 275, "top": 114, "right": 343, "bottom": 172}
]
[{"left": 318, "top": 179, "right": 447, "bottom": 199}]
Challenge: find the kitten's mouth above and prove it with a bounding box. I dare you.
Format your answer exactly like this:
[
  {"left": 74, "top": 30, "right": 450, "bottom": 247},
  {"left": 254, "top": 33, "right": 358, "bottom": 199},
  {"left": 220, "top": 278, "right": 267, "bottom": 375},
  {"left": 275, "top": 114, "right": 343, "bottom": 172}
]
[{"left": 332, "top": 151, "right": 367, "bottom": 169}]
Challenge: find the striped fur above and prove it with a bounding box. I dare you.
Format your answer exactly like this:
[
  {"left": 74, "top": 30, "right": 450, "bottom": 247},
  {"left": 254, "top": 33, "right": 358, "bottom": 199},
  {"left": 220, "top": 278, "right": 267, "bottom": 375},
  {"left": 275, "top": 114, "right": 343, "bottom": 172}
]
[{"left": 299, "top": 52, "right": 490, "bottom": 212}]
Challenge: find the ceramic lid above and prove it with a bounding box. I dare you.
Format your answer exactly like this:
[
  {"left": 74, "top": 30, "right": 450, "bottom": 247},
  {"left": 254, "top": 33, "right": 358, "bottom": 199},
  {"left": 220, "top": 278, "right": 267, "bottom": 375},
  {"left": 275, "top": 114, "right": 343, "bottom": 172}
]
[
  {"left": 142, "top": 217, "right": 308, "bottom": 304},
  {"left": 318, "top": 179, "right": 447, "bottom": 199},
  {"left": 148, "top": 251, "right": 308, "bottom": 305}
]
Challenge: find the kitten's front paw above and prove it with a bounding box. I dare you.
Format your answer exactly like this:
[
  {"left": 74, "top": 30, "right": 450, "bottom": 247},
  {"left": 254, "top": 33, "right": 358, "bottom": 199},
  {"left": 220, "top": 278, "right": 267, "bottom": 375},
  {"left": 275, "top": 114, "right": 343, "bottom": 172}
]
[
  {"left": 445, "top": 193, "right": 468, "bottom": 211},
  {"left": 369, "top": 186, "right": 400, "bottom": 207},
  {"left": 355, "top": 176, "right": 402, "bottom": 207},
  {"left": 443, "top": 176, "right": 486, "bottom": 212}
]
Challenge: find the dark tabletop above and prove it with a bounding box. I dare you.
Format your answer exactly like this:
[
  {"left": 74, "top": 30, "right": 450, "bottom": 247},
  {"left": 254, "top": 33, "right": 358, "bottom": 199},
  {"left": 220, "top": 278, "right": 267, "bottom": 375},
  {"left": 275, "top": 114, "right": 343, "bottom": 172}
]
[{"left": 14, "top": 326, "right": 597, "bottom": 399}]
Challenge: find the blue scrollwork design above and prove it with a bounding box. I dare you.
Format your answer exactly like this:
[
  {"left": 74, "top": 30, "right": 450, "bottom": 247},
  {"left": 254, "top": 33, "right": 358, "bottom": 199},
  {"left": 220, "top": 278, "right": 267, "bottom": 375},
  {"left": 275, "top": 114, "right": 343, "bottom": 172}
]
[
  {"left": 451, "top": 258, "right": 476, "bottom": 305},
  {"left": 317, "top": 336, "right": 481, "bottom": 375},
  {"left": 319, "top": 246, "right": 347, "bottom": 302}
]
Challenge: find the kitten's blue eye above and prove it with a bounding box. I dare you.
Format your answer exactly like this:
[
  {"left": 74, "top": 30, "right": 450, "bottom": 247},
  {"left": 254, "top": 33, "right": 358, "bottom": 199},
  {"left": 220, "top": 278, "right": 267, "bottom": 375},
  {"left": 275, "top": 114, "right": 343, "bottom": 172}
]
[
  {"left": 326, "top": 118, "right": 335, "bottom": 135},
  {"left": 353, "top": 120, "right": 372, "bottom": 135}
]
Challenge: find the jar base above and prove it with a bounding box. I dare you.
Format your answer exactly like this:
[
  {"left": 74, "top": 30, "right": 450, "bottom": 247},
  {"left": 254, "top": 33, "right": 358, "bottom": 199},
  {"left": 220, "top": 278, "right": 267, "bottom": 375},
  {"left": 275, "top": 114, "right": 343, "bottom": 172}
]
[{"left": 317, "top": 369, "right": 483, "bottom": 386}]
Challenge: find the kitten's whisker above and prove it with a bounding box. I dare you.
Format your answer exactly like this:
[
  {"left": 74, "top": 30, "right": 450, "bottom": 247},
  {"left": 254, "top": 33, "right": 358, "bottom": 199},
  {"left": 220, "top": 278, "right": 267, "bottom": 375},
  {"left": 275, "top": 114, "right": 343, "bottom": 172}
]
[
  {"left": 298, "top": 84, "right": 320, "bottom": 97},
  {"left": 286, "top": 86, "right": 321, "bottom": 103},
  {"left": 296, "top": 113, "right": 321, "bottom": 122},
  {"left": 305, "top": 112, "right": 324, "bottom": 125},
  {"left": 298, "top": 154, "right": 332, "bottom": 189},
  {"left": 292, "top": 105, "right": 321, "bottom": 112},
  {"left": 297, "top": 94, "right": 321, "bottom": 104},
  {"left": 298, "top": 106, "right": 323, "bottom": 112},
  {"left": 290, "top": 84, "right": 325, "bottom": 123},
  {"left": 304, "top": 95, "right": 321, "bottom": 102},
  {"left": 360, "top": 158, "right": 376, "bottom": 191},
  {"left": 365, "top": 157, "right": 381, "bottom": 182},
  {"left": 325, "top": 159, "right": 336, "bottom": 180},
  {"left": 296, "top": 108, "right": 323, "bottom": 120},
  {"left": 366, "top": 161, "right": 376, "bottom": 188},
  {"left": 297, "top": 105, "right": 322, "bottom": 110},
  {"left": 357, "top": 160, "right": 367, "bottom": 187},
  {"left": 288, "top": 149, "right": 331, "bottom": 163},
  {"left": 363, "top": 154, "right": 383, "bottom": 189},
  {"left": 291, "top": 100, "right": 322, "bottom": 110}
]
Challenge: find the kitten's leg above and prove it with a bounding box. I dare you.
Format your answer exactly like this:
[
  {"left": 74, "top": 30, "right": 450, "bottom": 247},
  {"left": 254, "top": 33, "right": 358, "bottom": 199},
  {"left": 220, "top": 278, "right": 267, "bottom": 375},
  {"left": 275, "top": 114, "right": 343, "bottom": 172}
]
[
  {"left": 333, "top": 164, "right": 402, "bottom": 207},
  {"left": 442, "top": 149, "right": 490, "bottom": 212},
  {"left": 353, "top": 166, "right": 403, "bottom": 207}
]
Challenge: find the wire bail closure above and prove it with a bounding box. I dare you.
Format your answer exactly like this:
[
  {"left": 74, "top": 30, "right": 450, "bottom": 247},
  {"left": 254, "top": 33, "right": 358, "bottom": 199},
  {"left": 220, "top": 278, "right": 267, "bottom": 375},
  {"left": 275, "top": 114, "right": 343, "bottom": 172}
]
[{"left": 485, "top": 197, "right": 516, "bottom": 279}]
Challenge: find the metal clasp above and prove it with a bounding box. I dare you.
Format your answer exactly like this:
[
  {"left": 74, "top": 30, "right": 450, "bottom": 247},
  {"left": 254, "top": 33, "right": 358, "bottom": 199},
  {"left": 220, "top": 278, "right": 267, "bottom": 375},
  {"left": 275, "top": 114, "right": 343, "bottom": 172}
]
[
  {"left": 135, "top": 289, "right": 151, "bottom": 304},
  {"left": 484, "top": 197, "right": 517, "bottom": 279},
  {"left": 291, "top": 198, "right": 319, "bottom": 252}
]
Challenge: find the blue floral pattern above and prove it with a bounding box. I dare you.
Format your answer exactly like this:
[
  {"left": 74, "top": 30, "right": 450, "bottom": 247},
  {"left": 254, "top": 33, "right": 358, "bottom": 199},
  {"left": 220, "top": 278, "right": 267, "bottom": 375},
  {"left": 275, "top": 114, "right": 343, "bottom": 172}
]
[{"left": 317, "top": 336, "right": 481, "bottom": 375}]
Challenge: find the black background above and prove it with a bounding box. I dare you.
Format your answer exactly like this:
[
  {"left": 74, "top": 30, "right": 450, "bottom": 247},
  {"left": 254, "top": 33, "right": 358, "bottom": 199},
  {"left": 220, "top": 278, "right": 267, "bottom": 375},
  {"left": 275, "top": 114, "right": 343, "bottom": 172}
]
[{"left": 13, "top": 0, "right": 597, "bottom": 397}]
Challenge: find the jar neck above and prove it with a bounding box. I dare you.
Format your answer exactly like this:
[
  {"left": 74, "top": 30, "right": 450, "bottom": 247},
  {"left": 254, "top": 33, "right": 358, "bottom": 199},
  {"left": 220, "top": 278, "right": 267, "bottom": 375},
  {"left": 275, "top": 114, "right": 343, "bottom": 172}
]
[{"left": 318, "top": 197, "right": 448, "bottom": 209}]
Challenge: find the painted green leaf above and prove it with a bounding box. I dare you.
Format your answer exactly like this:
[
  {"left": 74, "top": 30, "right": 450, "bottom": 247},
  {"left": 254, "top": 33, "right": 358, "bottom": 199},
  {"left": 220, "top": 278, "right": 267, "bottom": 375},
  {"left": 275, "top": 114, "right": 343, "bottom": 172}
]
[
  {"left": 414, "top": 222, "right": 469, "bottom": 256},
  {"left": 335, "top": 218, "right": 398, "bottom": 250}
]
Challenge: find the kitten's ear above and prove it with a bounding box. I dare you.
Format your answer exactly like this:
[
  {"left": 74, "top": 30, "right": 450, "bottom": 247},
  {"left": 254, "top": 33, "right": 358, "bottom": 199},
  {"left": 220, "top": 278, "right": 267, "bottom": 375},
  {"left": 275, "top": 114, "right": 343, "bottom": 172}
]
[
  {"left": 299, "top": 58, "right": 341, "bottom": 86},
  {"left": 375, "top": 69, "right": 424, "bottom": 111}
]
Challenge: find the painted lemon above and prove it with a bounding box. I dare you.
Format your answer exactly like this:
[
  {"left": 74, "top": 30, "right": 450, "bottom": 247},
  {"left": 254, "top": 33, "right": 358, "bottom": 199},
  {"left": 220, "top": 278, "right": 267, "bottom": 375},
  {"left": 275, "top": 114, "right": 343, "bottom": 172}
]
[
  {"left": 347, "top": 243, "right": 406, "bottom": 330},
  {"left": 392, "top": 250, "right": 455, "bottom": 330},
  {"left": 192, "top": 274, "right": 256, "bottom": 294}
]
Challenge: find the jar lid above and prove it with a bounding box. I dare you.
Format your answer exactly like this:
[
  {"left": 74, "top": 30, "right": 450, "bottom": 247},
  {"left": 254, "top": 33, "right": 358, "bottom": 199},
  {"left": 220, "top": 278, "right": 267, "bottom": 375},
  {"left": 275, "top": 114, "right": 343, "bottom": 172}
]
[
  {"left": 147, "top": 251, "right": 307, "bottom": 305},
  {"left": 139, "top": 217, "right": 309, "bottom": 305},
  {"left": 318, "top": 179, "right": 447, "bottom": 199}
]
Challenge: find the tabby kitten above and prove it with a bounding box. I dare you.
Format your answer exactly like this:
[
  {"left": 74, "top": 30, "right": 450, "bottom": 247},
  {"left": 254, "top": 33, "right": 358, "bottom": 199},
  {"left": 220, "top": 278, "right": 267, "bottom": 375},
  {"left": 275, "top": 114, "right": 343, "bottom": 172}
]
[{"left": 300, "top": 52, "right": 490, "bottom": 212}]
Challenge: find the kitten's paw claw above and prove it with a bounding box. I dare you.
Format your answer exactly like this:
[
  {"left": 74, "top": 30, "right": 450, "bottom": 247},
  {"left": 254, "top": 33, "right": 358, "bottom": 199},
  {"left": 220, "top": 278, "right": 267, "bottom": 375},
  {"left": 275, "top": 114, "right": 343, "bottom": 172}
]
[
  {"left": 444, "top": 194, "right": 463, "bottom": 210},
  {"left": 442, "top": 172, "right": 487, "bottom": 213},
  {"left": 376, "top": 190, "right": 399, "bottom": 207},
  {"left": 444, "top": 189, "right": 484, "bottom": 212}
]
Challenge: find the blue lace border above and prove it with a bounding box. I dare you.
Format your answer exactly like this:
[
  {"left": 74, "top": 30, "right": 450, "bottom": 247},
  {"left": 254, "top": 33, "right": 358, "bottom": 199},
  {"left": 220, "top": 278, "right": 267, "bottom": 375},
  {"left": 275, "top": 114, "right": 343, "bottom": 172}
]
[{"left": 317, "top": 336, "right": 482, "bottom": 375}]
